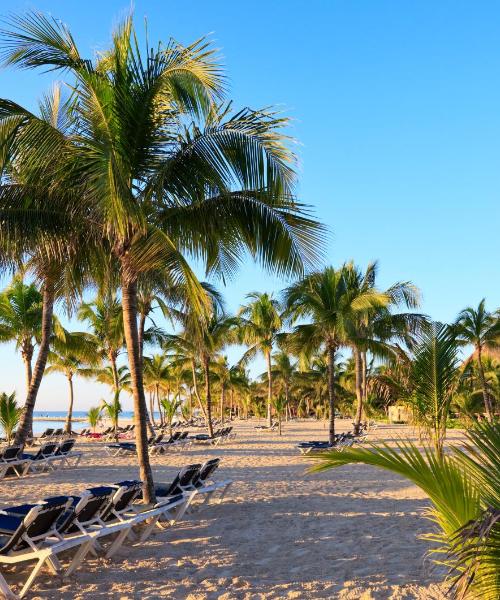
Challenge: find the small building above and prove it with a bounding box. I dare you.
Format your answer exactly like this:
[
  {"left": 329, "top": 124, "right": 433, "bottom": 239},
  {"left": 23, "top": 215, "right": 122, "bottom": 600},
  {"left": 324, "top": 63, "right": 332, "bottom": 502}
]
[{"left": 388, "top": 405, "right": 412, "bottom": 424}]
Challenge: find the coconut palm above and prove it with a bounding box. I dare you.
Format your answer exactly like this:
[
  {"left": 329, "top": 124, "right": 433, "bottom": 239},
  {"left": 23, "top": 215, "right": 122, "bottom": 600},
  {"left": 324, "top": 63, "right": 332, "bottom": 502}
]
[
  {"left": 238, "top": 293, "right": 284, "bottom": 427},
  {"left": 284, "top": 264, "right": 388, "bottom": 444},
  {"left": 407, "top": 322, "right": 461, "bottom": 454},
  {"left": 160, "top": 397, "right": 182, "bottom": 436},
  {"left": 0, "top": 87, "right": 97, "bottom": 445},
  {"left": 1, "top": 12, "right": 323, "bottom": 501},
  {"left": 78, "top": 296, "right": 125, "bottom": 398},
  {"left": 342, "top": 262, "right": 424, "bottom": 433},
  {"left": 46, "top": 329, "right": 97, "bottom": 433},
  {"left": 0, "top": 391, "right": 21, "bottom": 444},
  {"left": 454, "top": 300, "right": 500, "bottom": 421},
  {"left": 271, "top": 394, "right": 288, "bottom": 435},
  {"left": 101, "top": 393, "right": 122, "bottom": 439},
  {"left": 191, "top": 310, "right": 236, "bottom": 437},
  {"left": 143, "top": 354, "right": 172, "bottom": 426},
  {"left": 311, "top": 420, "right": 500, "bottom": 600},
  {"left": 270, "top": 350, "right": 296, "bottom": 420},
  {"left": 87, "top": 406, "right": 101, "bottom": 433},
  {"left": 0, "top": 278, "right": 42, "bottom": 389}
]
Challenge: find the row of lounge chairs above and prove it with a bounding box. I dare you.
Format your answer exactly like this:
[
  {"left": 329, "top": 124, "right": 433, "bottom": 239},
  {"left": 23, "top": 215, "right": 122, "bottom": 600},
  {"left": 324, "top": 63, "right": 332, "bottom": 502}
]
[
  {"left": 297, "top": 431, "right": 367, "bottom": 454},
  {"left": 0, "top": 440, "right": 82, "bottom": 480},
  {"left": 193, "top": 427, "right": 235, "bottom": 445},
  {"left": 0, "top": 458, "right": 232, "bottom": 598},
  {"left": 105, "top": 431, "right": 192, "bottom": 457}
]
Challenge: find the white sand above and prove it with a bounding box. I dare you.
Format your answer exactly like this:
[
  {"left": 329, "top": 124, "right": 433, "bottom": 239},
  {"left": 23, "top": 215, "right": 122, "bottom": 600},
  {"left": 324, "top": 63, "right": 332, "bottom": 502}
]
[{"left": 0, "top": 420, "right": 457, "bottom": 599}]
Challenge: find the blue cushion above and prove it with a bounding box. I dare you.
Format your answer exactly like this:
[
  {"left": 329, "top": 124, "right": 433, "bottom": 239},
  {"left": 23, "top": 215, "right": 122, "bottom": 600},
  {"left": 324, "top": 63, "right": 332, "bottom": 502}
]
[{"left": 0, "top": 514, "right": 22, "bottom": 533}]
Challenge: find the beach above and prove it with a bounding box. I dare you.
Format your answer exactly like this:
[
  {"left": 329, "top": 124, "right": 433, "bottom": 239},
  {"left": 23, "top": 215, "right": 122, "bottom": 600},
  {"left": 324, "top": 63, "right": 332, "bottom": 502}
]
[{"left": 0, "top": 420, "right": 454, "bottom": 599}]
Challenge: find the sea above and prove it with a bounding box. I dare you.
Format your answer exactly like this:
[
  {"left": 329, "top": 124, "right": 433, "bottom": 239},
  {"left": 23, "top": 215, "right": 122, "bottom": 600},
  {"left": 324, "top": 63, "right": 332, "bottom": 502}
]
[{"left": 2, "top": 411, "right": 155, "bottom": 435}]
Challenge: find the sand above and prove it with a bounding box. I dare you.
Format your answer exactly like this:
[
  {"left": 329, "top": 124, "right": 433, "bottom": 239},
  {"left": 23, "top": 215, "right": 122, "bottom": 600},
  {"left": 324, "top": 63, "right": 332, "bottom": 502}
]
[{"left": 0, "top": 420, "right": 457, "bottom": 599}]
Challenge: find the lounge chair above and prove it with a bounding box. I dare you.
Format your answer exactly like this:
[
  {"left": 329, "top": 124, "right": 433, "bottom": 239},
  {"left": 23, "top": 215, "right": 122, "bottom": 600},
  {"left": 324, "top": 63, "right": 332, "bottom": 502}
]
[
  {"left": 20, "top": 443, "right": 59, "bottom": 474},
  {"left": 44, "top": 439, "right": 82, "bottom": 469},
  {"left": 154, "top": 461, "right": 232, "bottom": 511},
  {"left": 0, "top": 446, "right": 27, "bottom": 480},
  {"left": 0, "top": 496, "right": 92, "bottom": 598},
  {"left": 188, "top": 458, "right": 233, "bottom": 509}
]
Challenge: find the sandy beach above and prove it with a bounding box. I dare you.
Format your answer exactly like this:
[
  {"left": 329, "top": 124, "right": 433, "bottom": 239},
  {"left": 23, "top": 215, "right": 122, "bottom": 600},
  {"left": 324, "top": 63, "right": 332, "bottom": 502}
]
[{"left": 0, "top": 420, "right": 456, "bottom": 599}]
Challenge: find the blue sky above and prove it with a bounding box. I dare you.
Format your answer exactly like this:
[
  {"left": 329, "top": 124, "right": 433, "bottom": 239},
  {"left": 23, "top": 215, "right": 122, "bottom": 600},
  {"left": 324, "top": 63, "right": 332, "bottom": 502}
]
[{"left": 1, "top": 1, "right": 499, "bottom": 411}]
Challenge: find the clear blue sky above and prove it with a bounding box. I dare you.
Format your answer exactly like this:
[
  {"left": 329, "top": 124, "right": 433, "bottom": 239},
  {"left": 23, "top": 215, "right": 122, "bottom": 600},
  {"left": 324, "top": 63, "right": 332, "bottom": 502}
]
[{"left": 1, "top": 1, "right": 499, "bottom": 411}]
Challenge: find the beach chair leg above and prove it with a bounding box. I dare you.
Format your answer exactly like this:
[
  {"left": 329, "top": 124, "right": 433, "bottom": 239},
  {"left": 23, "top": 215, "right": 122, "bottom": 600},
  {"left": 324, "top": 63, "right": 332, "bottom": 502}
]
[
  {"left": 19, "top": 554, "right": 52, "bottom": 599},
  {"left": 105, "top": 528, "right": 131, "bottom": 559},
  {"left": 138, "top": 515, "right": 161, "bottom": 542},
  {"left": 64, "top": 539, "right": 94, "bottom": 577},
  {"left": 0, "top": 571, "right": 16, "bottom": 599},
  {"left": 217, "top": 481, "right": 233, "bottom": 504}
]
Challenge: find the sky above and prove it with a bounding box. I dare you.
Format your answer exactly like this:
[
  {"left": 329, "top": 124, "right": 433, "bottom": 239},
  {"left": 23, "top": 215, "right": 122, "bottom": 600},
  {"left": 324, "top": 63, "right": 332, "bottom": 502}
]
[{"left": 0, "top": 0, "right": 499, "bottom": 411}]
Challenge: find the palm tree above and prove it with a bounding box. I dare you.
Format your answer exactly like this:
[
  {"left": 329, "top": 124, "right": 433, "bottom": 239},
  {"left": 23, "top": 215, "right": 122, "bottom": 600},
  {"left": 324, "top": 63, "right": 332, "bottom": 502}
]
[
  {"left": 87, "top": 406, "right": 101, "bottom": 434},
  {"left": 193, "top": 310, "right": 236, "bottom": 437},
  {"left": 455, "top": 299, "right": 500, "bottom": 421},
  {"left": 0, "top": 278, "right": 43, "bottom": 389},
  {"left": 344, "top": 262, "right": 424, "bottom": 433},
  {"left": 284, "top": 264, "right": 388, "bottom": 444},
  {"left": 238, "top": 293, "right": 283, "bottom": 427},
  {"left": 271, "top": 394, "right": 288, "bottom": 435},
  {"left": 311, "top": 420, "right": 500, "bottom": 600},
  {"left": 78, "top": 297, "right": 125, "bottom": 399},
  {"left": 0, "top": 392, "right": 21, "bottom": 444},
  {"left": 270, "top": 350, "right": 296, "bottom": 420},
  {"left": 1, "top": 12, "right": 323, "bottom": 501},
  {"left": 101, "top": 393, "right": 122, "bottom": 439},
  {"left": 46, "top": 330, "right": 97, "bottom": 433},
  {"left": 160, "top": 397, "right": 182, "bottom": 436},
  {"left": 407, "top": 322, "right": 461, "bottom": 454},
  {"left": 143, "top": 354, "right": 172, "bottom": 426},
  {"left": 0, "top": 88, "right": 96, "bottom": 445}
]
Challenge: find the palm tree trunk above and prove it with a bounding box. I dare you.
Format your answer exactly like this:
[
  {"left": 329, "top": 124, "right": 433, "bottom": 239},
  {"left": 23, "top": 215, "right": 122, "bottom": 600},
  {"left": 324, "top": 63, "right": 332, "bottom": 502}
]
[
  {"left": 353, "top": 347, "right": 364, "bottom": 434},
  {"left": 188, "top": 386, "right": 193, "bottom": 419},
  {"left": 476, "top": 346, "right": 494, "bottom": 421},
  {"left": 149, "top": 391, "right": 156, "bottom": 427},
  {"left": 266, "top": 351, "right": 273, "bottom": 427},
  {"left": 64, "top": 374, "right": 74, "bottom": 434},
  {"left": 15, "top": 279, "right": 55, "bottom": 445},
  {"left": 327, "top": 343, "right": 336, "bottom": 445},
  {"left": 138, "top": 311, "right": 147, "bottom": 367},
  {"left": 361, "top": 351, "right": 368, "bottom": 405},
  {"left": 220, "top": 385, "right": 225, "bottom": 424},
  {"left": 120, "top": 269, "right": 155, "bottom": 504},
  {"left": 203, "top": 354, "right": 214, "bottom": 437},
  {"left": 109, "top": 351, "right": 120, "bottom": 394},
  {"left": 191, "top": 359, "right": 208, "bottom": 420},
  {"left": 21, "top": 341, "right": 33, "bottom": 391},
  {"left": 284, "top": 382, "right": 290, "bottom": 422},
  {"left": 156, "top": 384, "right": 163, "bottom": 425}
]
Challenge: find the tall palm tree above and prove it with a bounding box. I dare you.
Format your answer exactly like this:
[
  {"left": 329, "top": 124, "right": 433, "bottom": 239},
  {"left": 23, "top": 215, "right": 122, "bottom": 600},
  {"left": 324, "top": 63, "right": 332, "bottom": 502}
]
[
  {"left": 343, "top": 262, "right": 424, "bottom": 433},
  {"left": 143, "top": 354, "right": 172, "bottom": 426},
  {"left": 270, "top": 350, "right": 296, "bottom": 420},
  {"left": 46, "top": 329, "right": 97, "bottom": 433},
  {"left": 0, "top": 88, "right": 97, "bottom": 445},
  {"left": 0, "top": 278, "right": 43, "bottom": 389},
  {"left": 238, "top": 293, "right": 283, "bottom": 427},
  {"left": 455, "top": 299, "right": 500, "bottom": 421},
  {"left": 1, "top": 12, "right": 323, "bottom": 501},
  {"left": 192, "top": 310, "right": 235, "bottom": 437},
  {"left": 78, "top": 296, "right": 125, "bottom": 398},
  {"left": 284, "top": 264, "right": 388, "bottom": 444}
]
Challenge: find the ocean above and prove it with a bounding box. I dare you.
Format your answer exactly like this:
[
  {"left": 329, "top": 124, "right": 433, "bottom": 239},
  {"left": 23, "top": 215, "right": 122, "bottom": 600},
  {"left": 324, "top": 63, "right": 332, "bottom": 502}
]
[{"left": 1, "top": 411, "right": 152, "bottom": 436}]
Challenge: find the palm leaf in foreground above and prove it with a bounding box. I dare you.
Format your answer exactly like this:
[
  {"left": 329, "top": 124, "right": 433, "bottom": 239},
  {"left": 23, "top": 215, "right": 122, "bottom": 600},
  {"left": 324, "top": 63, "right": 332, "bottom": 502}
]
[{"left": 309, "top": 422, "right": 500, "bottom": 599}]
